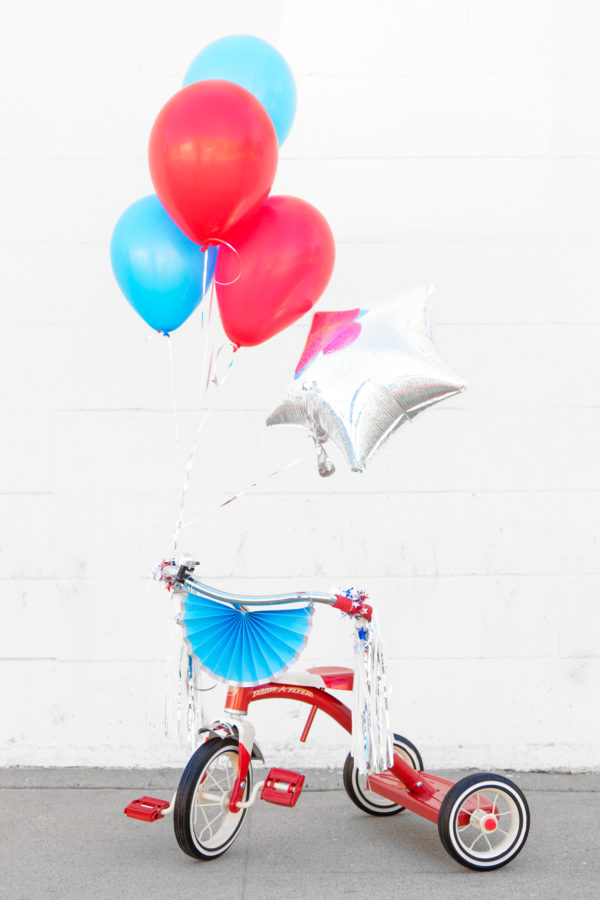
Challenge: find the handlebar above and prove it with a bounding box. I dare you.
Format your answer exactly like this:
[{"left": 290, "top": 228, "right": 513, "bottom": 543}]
[{"left": 154, "top": 557, "right": 373, "bottom": 620}]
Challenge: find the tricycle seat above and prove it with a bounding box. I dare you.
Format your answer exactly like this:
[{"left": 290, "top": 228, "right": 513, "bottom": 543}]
[{"left": 271, "top": 666, "right": 353, "bottom": 690}]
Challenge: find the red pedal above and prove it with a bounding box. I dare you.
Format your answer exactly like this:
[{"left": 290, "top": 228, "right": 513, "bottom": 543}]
[
  {"left": 260, "top": 768, "right": 305, "bottom": 808},
  {"left": 124, "top": 796, "right": 170, "bottom": 822}
]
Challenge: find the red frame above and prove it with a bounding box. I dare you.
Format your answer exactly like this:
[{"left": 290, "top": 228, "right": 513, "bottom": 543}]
[{"left": 224, "top": 678, "right": 466, "bottom": 823}]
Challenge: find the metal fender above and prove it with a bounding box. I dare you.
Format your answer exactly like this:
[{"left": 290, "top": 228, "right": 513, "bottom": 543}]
[{"left": 197, "top": 723, "right": 265, "bottom": 763}]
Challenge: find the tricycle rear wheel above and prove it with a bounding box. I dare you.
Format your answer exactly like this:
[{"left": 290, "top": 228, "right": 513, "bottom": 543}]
[
  {"left": 438, "top": 773, "right": 529, "bottom": 870},
  {"left": 343, "top": 733, "right": 423, "bottom": 816}
]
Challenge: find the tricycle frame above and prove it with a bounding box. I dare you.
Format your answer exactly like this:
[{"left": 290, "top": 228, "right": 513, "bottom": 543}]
[{"left": 222, "top": 670, "right": 451, "bottom": 821}]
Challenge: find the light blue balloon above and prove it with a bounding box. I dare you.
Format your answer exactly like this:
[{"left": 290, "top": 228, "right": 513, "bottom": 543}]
[
  {"left": 183, "top": 35, "right": 297, "bottom": 146},
  {"left": 110, "top": 195, "right": 217, "bottom": 334}
]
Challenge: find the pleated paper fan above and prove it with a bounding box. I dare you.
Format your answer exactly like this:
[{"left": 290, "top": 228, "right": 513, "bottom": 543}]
[{"left": 182, "top": 592, "right": 313, "bottom": 686}]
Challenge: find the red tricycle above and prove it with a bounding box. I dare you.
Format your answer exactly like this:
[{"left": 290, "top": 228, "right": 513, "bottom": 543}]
[{"left": 125, "top": 558, "right": 530, "bottom": 872}]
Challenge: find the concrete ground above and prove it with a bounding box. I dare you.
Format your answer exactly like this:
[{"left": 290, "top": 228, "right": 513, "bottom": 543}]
[{"left": 0, "top": 768, "right": 598, "bottom": 900}]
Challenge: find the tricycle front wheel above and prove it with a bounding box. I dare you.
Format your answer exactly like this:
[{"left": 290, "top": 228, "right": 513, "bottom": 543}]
[
  {"left": 174, "top": 737, "right": 252, "bottom": 861},
  {"left": 343, "top": 733, "right": 424, "bottom": 816}
]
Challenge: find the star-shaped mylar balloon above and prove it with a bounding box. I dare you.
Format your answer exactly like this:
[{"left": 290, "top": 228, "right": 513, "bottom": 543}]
[{"left": 266, "top": 285, "right": 467, "bottom": 476}]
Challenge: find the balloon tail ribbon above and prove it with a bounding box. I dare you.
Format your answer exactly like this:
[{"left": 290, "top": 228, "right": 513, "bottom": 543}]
[{"left": 181, "top": 456, "right": 307, "bottom": 529}]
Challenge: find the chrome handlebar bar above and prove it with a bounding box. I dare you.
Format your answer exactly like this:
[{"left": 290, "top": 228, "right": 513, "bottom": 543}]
[
  {"left": 185, "top": 578, "right": 337, "bottom": 608},
  {"left": 154, "top": 556, "right": 373, "bottom": 620}
]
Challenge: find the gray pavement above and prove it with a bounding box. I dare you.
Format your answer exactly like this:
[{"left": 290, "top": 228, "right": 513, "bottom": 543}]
[{"left": 1, "top": 769, "right": 599, "bottom": 899}]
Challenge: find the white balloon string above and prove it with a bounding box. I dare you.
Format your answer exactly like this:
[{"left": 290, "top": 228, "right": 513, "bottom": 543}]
[
  {"left": 165, "top": 334, "right": 180, "bottom": 454},
  {"left": 200, "top": 280, "right": 217, "bottom": 394},
  {"left": 172, "top": 249, "right": 222, "bottom": 746},
  {"left": 172, "top": 408, "right": 212, "bottom": 552},
  {"left": 210, "top": 238, "right": 243, "bottom": 286},
  {"left": 203, "top": 245, "right": 208, "bottom": 300},
  {"left": 172, "top": 286, "right": 217, "bottom": 552},
  {"left": 181, "top": 456, "right": 307, "bottom": 530},
  {"left": 212, "top": 340, "right": 238, "bottom": 389},
  {"left": 199, "top": 253, "right": 212, "bottom": 393},
  {"left": 172, "top": 253, "right": 215, "bottom": 553}
]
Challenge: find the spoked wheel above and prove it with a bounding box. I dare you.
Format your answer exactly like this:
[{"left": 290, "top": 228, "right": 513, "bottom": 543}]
[
  {"left": 174, "top": 737, "right": 252, "bottom": 860},
  {"left": 438, "top": 773, "right": 530, "bottom": 871},
  {"left": 343, "top": 733, "right": 424, "bottom": 816}
]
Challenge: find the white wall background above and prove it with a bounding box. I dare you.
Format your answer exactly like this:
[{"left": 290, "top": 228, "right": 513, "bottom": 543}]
[{"left": 1, "top": 0, "right": 599, "bottom": 771}]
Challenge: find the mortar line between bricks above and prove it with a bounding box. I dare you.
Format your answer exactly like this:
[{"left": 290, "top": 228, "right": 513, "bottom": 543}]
[
  {"left": 2, "top": 573, "right": 600, "bottom": 581},
  {"left": 6, "top": 323, "right": 600, "bottom": 334},
  {"left": 0, "top": 651, "right": 600, "bottom": 660},
  {"left": 6, "top": 322, "right": 600, "bottom": 331},
  {"left": 4, "top": 405, "right": 600, "bottom": 414},
  {"left": 5, "top": 237, "right": 600, "bottom": 246},
  {"left": 5, "top": 489, "right": 600, "bottom": 498},
  {"left": 1, "top": 573, "right": 598, "bottom": 581},
  {"left": 12, "top": 154, "right": 600, "bottom": 162},
  {"left": 4, "top": 237, "right": 600, "bottom": 247},
  {"left": 0, "top": 786, "right": 598, "bottom": 793}
]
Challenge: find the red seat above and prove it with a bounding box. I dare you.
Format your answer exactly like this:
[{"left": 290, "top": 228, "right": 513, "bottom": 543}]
[{"left": 308, "top": 666, "right": 354, "bottom": 691}]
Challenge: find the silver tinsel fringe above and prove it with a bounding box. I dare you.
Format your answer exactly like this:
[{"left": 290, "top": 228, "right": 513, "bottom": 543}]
[
  {"left": 177, "top": 641, "right": 206, "bottom": 749},
  {"left": 351, "top": 611, "right": 394, "bottom": 774}
]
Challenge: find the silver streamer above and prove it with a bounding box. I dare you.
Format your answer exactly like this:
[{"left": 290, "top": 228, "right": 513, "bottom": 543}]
[
  {"left": 177, "top": 643, "right": 216, "bottom": 749},
  {"left": 180, "top": 456, "right": 307, "bottom": 529},
  {"left": 350, "top": 607, "right": 394, "bottom": 775},
  {"left": 267, "top": 285, "right": 466, "bottom": 475},
  {"left": 169, "top": 584, "right": 215, "bottom": 749}
]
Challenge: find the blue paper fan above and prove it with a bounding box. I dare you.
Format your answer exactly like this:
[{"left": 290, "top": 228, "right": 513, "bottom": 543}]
[{"left": 182, "top": 593, "right": 313, "bottom": 686}]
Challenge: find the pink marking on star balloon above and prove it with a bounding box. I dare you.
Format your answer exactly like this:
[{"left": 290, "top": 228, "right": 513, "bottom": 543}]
[
  {"left": 294, "top": 309, "right": 365, "bottom": 378},
  {"left": 323, "top": 321, "right": 362, "bottom": 355}
]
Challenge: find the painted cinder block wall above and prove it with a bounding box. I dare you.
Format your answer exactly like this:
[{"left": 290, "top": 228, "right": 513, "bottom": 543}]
[{"left": 1, "top": 0, "right": 599, "bottom": 770}]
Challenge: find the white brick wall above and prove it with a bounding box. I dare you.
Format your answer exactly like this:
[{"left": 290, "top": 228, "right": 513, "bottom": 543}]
[{"left": 1, "top": 1, "right": 599, "bottom": 770}]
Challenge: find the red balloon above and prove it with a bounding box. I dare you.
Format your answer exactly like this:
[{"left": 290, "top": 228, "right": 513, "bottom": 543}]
[
  {"left": 216, "top": 196, "right": 336, "bottom": 347},
  {"left": 148, "top": 80, "right": 278, "bottom": 245}
]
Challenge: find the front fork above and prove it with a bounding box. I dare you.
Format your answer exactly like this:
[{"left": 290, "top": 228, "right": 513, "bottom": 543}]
[{"left": 225, "top": 716, "right": 256, "bottom": 813}]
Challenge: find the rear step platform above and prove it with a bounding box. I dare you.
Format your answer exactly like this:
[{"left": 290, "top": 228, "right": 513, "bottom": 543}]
[
  {"left": 260, "top": 768, "right": 305, "bottom": 808},
  {"left": 124, "top": 796, "right": 171, "bottom": 822}
]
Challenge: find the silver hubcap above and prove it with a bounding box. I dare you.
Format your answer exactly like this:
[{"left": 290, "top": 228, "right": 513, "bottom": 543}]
[{"left": 452, "top": 785, "right": 524, "bottom": 861}]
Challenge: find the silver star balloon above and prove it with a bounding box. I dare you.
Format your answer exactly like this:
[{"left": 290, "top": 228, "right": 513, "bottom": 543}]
[{"left": 266, "top": 285, "right": 466, "bottom": 476}]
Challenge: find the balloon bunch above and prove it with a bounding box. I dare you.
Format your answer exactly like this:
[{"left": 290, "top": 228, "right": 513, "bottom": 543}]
[{"left": 111, "top": 35, "right": 335, "bottom": 345}]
